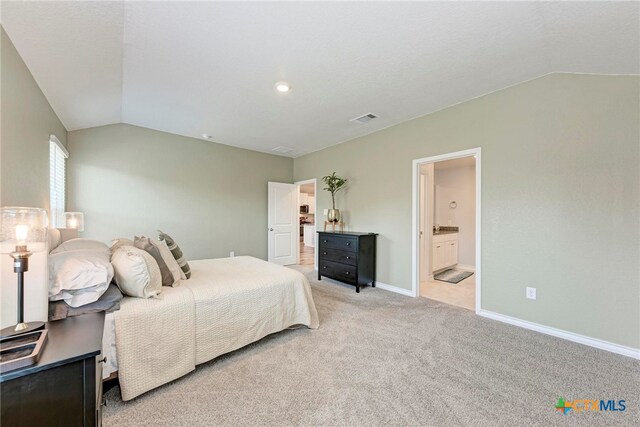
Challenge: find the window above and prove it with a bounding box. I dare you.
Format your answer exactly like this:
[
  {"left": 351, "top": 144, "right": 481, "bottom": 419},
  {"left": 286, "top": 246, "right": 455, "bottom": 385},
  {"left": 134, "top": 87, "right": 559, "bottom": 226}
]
[{"left": 49, "top": 135, "right": 69, "bottom": 227}]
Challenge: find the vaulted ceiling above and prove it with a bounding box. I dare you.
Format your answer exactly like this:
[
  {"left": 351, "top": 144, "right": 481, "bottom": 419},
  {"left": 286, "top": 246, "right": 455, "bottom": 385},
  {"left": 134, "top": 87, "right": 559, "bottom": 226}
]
[{"left": 2, "top": 1, "right": 638, "bottom": 157}]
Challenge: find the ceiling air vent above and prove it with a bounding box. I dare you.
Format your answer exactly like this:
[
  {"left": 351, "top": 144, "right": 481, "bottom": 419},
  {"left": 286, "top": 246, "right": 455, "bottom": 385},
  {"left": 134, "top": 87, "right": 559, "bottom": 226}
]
[
  {"left": 272, "top": 146, "right": 294, "bottom": 154},
  {"left": 350, "top": 113, "right": 377, "bottom": 124}
]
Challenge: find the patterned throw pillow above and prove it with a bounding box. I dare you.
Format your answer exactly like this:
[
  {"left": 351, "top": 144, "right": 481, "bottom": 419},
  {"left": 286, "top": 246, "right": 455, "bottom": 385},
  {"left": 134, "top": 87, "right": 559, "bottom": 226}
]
[
  {"left": 158, "top": 230, "right": 191, "bottom": 279},
  {"left": 134, "top": 236, "right": 176, "bottom": 287}
]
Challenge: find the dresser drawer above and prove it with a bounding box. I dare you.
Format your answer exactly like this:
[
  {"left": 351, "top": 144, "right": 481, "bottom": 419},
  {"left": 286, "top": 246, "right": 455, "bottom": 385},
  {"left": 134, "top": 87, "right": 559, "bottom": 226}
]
[
  {"left": 319, "top": 248, "right": 357, "bottom": 266},
  {"left": 318, "top": 235, "right": 357, "bottom": 252},
  {"left": 319, "top": 259, "right": 357, "bottom": 284}
]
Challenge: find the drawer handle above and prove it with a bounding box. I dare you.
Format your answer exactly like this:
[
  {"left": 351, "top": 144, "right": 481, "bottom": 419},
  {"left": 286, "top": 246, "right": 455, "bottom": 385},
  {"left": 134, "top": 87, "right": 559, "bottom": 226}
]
[
  {"left": 345, "top": 271, "right": 350, "bottom": 275},
  {"left": 451, "top": 243, "right": 455, "bottom": 246},
  {"left": 346, "top": 256, "right": 350, "bottom": 259},
  {"left": 323, "top": 266, "right": 327, "bottom": 269},
  {"left": 99, "top": 356, "right": 107, "bottom": 364},
  {"left": 436, "top": 245, "right": 441, "bottom": 248},
  {"left": 323, "top": 240, "right": 328, "bottom": 243},
  {"left": 346, "top": 242, "right": 350, "bottom": 246},
  {"left": 323, "top": 252, "right": 327, "bottom": 255}
]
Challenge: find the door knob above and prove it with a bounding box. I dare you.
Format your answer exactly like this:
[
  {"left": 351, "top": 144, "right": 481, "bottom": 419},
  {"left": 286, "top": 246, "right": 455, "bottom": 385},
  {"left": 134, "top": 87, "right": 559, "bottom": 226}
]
[{"left": 269, "top": 228, "right": 274, "bottom": 231}]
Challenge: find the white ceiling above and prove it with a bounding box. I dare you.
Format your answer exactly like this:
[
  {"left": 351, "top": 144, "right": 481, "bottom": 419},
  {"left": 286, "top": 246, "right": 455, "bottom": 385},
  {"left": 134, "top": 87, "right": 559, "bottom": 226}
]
[{"left": 2, "top": 1, "right": 638, "bottom": 157}]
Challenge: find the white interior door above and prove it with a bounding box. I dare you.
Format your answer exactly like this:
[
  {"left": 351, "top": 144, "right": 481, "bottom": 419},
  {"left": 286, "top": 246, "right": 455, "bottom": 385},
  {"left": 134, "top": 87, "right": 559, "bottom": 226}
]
[{"left": 268, "top": 182, "right": 298, "bottom": 265}]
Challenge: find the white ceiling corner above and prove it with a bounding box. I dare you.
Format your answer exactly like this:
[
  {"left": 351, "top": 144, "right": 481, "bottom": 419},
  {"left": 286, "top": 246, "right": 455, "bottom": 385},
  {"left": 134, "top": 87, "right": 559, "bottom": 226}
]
[{"left": 1, "top": 1, "right": 638, "bottom": 157}]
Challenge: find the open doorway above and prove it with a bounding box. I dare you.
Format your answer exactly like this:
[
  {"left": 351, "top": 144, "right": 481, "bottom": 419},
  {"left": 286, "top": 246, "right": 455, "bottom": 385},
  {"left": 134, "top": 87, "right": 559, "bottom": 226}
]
[
  {"left": 412, "top": 148, "right": 481, "bottom": 312},
  {"left": 296, "top": 179, "right": 316, "bottom": 268}
]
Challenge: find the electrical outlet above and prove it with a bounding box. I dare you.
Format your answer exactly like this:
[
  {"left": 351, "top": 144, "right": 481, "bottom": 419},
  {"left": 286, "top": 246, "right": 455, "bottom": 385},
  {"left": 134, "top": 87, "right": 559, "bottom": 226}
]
[
  {"left": 323, "top": 209, "right": 328, "bottom": 215},
  {"left": 526, "top": 287, "right": 537, "bottom": 300},
  {"left": 230, "top": 251, "right": 235, "bottom": 257}
]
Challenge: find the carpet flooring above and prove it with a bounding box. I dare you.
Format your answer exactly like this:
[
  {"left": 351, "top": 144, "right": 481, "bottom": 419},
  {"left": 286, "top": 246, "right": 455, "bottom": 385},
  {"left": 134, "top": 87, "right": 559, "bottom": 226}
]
[{"left": 104, "top": 266, "right": 639, "bottom": 426}]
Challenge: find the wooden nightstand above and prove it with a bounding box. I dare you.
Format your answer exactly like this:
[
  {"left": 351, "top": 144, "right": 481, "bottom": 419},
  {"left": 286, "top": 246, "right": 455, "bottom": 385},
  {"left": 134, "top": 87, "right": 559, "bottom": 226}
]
[{"left": 1, "top": 312, "right": 105, "bottom": 427}]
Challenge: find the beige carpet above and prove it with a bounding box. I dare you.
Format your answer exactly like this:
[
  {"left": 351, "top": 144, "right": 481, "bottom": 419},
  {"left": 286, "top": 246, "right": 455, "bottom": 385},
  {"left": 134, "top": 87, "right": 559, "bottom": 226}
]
[{"left": 104, "top": 266, "right": 639, "bottom": 426}]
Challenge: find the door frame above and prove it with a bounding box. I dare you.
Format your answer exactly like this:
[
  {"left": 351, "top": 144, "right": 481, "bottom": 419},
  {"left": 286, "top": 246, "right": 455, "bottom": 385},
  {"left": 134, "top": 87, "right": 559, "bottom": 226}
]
[
  {"left": 411, "top": 147, "right": 482, "bottom": 313},
  {"left": 295, "top": 178, "right": 318, "bottom": 270}
]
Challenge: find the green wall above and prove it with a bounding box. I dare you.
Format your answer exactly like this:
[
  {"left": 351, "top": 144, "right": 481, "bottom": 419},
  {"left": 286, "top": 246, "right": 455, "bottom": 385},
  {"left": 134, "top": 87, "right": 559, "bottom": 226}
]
[
  {"left": 67, "top": 123, "right": 293, "bottom": 261},
  {"left": 293, "top": 73, "right": 640, "bottom": 349},
  {"left": 0, "top": 27, "right": 67, "bottom": 208}
]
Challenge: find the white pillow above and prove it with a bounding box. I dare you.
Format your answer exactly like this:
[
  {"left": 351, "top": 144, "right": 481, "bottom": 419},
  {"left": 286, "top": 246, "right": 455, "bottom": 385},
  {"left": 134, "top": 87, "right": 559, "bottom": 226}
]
[
  {"left": 49, "top": 249, "right": 114, "bottom": 307},
  {"left": 111, "top": 245, "right": 162, "bottom": 298},
  {"left": 50, "top": 238, "right": 109, "bottom": 254},
  {"left": 110, "top": 237, "right": 134, "bottom": 252}
]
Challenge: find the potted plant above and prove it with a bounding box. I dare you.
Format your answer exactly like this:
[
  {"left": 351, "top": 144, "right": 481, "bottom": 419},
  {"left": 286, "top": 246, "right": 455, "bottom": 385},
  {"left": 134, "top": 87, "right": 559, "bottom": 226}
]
[{"left": 321, "top": 172, "right": 347, "bottom": 223}]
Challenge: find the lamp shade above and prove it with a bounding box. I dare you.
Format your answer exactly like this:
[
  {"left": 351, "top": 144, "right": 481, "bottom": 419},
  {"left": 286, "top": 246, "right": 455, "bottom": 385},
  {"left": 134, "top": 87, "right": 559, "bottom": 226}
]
[
  {"left": 0, "top": 207, "right": 48, "bottom": 254},
  {"left": 63, "top": 212, "right": 84, "bottom": 231}
]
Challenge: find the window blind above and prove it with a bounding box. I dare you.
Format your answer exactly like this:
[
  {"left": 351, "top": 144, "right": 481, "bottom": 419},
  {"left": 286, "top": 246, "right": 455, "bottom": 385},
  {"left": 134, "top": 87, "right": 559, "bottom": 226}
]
[{"left": 49, "top": 135, "right": 69, "bottom": 228}]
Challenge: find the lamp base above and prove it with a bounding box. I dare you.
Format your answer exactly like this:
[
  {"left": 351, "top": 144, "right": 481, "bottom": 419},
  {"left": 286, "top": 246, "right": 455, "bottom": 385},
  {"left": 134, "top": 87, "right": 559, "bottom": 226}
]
[{"left": 0, "top": 321, "right": 45, "bottom": 339}]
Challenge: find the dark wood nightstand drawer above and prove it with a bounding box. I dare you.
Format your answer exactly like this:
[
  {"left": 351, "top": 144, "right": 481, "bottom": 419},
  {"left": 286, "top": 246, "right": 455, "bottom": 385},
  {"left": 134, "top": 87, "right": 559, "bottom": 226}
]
[
  {"left": 318, "top": 235, "right": 357, "bottom": 252},
  {"left": 319, "top": 259, "right": 357, "bottom": 285},
  {"left": 0, "top": 313, "right": 104, "bottom": 427},
  {"left": 318, "top": 248, "right": 357, "bottom": 266}
]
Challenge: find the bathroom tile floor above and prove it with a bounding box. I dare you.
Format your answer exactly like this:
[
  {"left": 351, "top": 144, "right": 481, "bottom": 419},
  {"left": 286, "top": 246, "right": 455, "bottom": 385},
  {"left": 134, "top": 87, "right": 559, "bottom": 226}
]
[{"left": 420, "top": 273, "right": 475, "bottom": 311}]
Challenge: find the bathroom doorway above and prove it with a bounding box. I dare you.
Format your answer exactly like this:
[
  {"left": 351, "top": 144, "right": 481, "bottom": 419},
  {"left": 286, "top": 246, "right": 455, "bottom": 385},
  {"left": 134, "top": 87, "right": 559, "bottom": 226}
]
[{"left": 412, "top": 148, "right": 481, "bottom": 312}]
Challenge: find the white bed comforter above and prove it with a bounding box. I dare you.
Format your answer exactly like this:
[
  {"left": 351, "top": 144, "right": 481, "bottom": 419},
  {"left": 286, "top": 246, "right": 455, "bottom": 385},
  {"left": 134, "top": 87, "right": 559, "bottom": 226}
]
[{"left": 114, "top": 256, "right": 318, "bottom": 400}]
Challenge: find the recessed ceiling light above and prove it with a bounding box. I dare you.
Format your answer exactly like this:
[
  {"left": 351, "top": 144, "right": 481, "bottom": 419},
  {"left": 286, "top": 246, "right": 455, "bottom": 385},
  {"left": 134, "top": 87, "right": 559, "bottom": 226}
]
[{"left": 275, "top": 82, "right": 291, "bottom": 93}]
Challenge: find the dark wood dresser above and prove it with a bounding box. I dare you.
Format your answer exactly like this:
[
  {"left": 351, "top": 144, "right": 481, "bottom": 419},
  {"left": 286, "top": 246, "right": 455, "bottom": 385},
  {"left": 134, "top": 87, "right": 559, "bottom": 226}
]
[
  {"left": 317, "top": 231, "right": 377, "bottom": 293},
  {"left": 1, "top": 312, "right": 105, "bottom": 427}
]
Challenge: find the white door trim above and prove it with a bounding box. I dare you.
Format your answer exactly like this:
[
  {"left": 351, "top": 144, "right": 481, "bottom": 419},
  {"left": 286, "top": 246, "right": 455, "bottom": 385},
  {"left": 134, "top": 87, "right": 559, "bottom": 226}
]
[
  {"left": 411, "top": 147, "right": 482, "bottom": 313},
  {"left": 295, "top": 178, "right": 318, "bottom": 270}
]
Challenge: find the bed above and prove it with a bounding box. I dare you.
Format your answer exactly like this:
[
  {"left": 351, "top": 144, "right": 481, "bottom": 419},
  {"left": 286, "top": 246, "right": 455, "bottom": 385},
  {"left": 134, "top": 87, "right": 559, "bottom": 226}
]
[{"left": 103, "top": 256, "right": 319, "bottom": 400}]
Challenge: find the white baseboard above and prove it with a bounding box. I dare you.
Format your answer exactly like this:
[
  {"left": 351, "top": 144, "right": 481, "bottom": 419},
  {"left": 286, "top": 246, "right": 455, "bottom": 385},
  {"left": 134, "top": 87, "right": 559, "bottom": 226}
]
[
  {"left": 478, "top": 309, "right": 640, "bottom": 360},
  {"left": 375, "top": 281, "right": 414, "bottom": 297},
  {"left": 455, "top": 264, "right": 475, "bottom": 272}
]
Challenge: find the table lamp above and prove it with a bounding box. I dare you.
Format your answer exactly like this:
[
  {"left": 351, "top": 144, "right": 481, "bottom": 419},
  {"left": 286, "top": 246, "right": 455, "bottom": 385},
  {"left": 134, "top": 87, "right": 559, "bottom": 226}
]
[
  {"left": 63, "top": 212, "right": 84, "bottom": 232},
  {"left": 0, "top": 207, "right": 48, "bottom": 338}
]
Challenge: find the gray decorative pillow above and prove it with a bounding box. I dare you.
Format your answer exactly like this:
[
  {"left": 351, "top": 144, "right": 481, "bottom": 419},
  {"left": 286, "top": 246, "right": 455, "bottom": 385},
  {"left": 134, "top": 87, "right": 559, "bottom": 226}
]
[
  {"left": 158, "top": 230, "right": 191, "bottom": 279},
  {"left": 49, "top": 284, "right": 123, "bottom": 321},
  {"left": 134, "top": 236, "right": 175, "bottom": 287}
]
